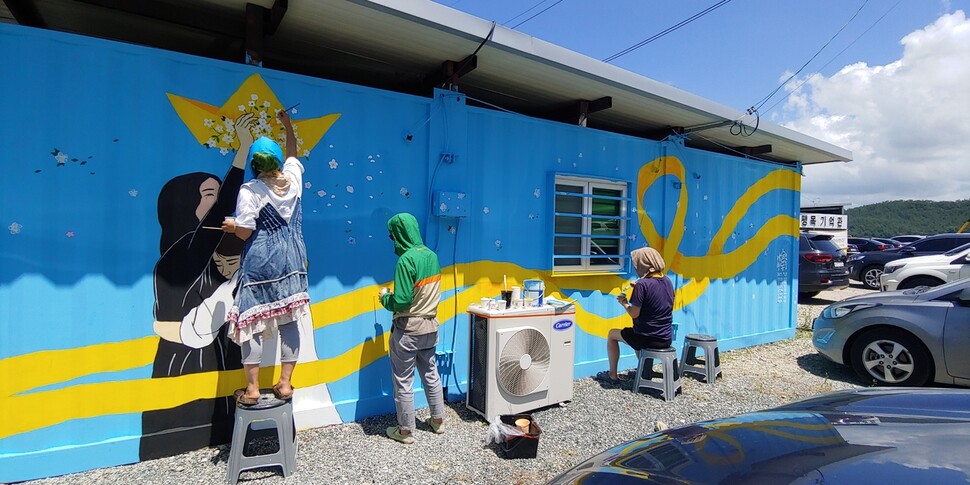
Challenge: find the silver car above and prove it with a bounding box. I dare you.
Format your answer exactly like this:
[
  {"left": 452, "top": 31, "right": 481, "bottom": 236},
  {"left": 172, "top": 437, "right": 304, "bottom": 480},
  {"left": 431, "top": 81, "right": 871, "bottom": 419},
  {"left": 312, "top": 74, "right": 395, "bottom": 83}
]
[{"left": 813, "top": 278, "right": 970, "bottom": 387}]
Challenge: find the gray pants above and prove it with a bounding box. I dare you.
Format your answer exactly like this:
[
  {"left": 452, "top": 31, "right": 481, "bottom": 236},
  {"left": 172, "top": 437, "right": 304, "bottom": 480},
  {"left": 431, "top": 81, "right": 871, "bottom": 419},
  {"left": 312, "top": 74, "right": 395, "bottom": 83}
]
[
  {"left": 240, "top": 320, "right": 300, "bottom": 365},
  {"left": 389, "top": 323, "right": 445, "bottom": 431}
]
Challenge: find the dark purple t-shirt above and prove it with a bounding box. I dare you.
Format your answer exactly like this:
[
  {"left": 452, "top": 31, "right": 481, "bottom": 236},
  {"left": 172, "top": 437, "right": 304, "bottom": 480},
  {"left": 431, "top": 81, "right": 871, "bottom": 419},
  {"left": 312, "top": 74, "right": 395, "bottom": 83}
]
[{"left": 629, "top": 276, "right": 674, "bottom": 340}]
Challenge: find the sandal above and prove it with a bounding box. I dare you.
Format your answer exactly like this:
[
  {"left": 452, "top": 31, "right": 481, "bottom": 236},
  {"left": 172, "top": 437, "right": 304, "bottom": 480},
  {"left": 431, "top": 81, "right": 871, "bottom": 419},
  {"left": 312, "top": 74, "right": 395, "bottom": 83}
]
[
  {"left": 594, "top": 371, "right": 629, "bottom": 384},
  {"left": 272, "top": 383, "right": 294, "bottom": 400},
  {"left": 234, "top": 389, "right": 259, "bottom": 406}
]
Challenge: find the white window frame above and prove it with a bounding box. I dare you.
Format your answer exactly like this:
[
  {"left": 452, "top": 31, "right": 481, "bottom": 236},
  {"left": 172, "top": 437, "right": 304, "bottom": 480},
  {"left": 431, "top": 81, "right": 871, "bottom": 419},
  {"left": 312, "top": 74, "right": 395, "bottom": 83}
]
[{"left": 553, "top": 175, "right": 629, "bottom": 274}]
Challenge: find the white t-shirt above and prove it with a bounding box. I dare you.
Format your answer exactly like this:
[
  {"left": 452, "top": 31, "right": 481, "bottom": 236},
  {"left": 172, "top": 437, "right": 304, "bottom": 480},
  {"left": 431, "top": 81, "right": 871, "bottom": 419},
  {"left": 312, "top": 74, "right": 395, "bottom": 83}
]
[{"left": 234, "top": 157, "right": 304, "bottom": 229}]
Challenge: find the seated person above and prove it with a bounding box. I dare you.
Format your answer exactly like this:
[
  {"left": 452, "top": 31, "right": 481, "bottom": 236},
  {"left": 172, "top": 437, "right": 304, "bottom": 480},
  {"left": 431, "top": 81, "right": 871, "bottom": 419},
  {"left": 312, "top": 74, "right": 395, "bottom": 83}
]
[{"left": 603, "top": 247, "right": 674, "bottom": 382}]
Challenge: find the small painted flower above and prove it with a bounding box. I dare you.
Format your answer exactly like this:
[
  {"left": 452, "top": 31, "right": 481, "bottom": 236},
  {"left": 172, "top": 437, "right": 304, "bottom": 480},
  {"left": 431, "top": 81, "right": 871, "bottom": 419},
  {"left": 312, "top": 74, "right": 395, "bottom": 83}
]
[
  {"left": 238, "top": 104, "right": 246, "bottom": 112},
  {"left": 483, "top": 207, "right": 490, "bottom": 214},
  {"left": 219, "top": 147, "right": 229, "bottom": 156},
  {"left": 305, "top": 182, "right": 312, "bottom": 189},
  {"left": 366, "top": 175, "right": 373, "bottom": 181},
  {"left": 317, "top": 190, "right": 326, "bottom": 197},
  {"left": 348, "top": 237, "right": 356, "bottom": 245},
  {"left": 329, "top": 159, "right": 338, "bottom": 169},
  {"left": 533, "top": 188, "right": 540, "bottom": 198},
  {"left": 128, "top": 190, "right": 138, "bottom": 197},
  {"left": 66, "top": 231, "right": 75, "bottom": 238},
  {"left": 346, "top": 186, "right": 354, "bottom": 193},
  {"left": 494, "top": 240, "right": 502, "bottom": 250},
  {"left": 203, "top": 118, "right": 214, "bottom": 127},
  {"left": 9, "top": 222, "right": 22, "bottom": 234}
]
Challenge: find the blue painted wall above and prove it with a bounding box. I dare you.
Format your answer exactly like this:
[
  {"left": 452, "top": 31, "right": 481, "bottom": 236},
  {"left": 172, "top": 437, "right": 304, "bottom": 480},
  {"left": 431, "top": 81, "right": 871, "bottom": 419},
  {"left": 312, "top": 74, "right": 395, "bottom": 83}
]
[{"left": 0, "top": 24, "right": 801, "bottom": 481}]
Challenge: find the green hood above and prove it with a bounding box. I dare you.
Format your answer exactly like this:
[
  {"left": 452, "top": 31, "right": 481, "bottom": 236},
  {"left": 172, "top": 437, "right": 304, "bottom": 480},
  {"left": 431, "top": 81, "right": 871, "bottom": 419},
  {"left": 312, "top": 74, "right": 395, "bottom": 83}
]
[{"left": 388, "top": 212, "right": 424, "bottom": 256}]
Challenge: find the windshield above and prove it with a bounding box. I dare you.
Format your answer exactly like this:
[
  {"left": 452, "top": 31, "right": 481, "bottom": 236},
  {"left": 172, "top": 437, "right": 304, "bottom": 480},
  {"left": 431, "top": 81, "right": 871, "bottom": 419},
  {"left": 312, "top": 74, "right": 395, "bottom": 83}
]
[
  {"left": 807, "top": 235, "right": 841, "bottom": 253},
  {"left": 944, "top": 242, "right": 970, "bottom": 256}
]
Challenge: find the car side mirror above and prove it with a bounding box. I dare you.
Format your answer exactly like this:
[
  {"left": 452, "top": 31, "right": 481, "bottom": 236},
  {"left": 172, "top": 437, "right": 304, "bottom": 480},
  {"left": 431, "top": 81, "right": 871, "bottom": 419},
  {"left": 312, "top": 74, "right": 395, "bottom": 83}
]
[
  {"left": 965, "top": 254, "right": 970, "bottom": 263},
  {"left": 960, "top": 288, "right": 970, "bottom": 302}
]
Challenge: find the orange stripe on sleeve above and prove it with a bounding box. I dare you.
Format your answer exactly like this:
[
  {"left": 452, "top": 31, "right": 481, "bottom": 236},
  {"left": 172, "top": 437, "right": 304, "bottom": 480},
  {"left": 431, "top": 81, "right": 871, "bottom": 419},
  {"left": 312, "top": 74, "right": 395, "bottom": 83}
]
[{"left": 414, "top": 274, "right": 442, "bottom": 288}]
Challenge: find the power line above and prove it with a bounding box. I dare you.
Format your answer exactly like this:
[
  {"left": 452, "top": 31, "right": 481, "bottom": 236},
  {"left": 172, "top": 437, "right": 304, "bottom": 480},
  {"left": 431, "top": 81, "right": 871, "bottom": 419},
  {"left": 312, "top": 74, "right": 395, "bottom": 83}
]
[
  {"left": 602, "top": 0, "right": 734, "bottom": 63},
  {"left": 511, "top": 0, "right": 565, "bottom": 29},
  {"left": 503, "top": 0, "right": 550, "bottom": 25},
  {"left": 763, "top": 0, "right": 905, "bottom": 115},
  {"left": 749, "top": 0, "right": 870, "bottom": 114}
]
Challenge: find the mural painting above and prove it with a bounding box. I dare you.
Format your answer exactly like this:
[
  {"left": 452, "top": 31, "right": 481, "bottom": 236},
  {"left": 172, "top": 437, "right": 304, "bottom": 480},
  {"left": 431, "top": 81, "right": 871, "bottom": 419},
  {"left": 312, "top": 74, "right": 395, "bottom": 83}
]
[{"left": 0, "top": 24, "right": 800, "bottom": 482}]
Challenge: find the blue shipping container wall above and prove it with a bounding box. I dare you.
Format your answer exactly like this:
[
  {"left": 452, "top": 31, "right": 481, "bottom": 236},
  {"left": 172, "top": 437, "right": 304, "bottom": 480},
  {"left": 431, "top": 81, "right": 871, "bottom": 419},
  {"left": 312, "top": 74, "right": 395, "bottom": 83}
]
[{"left": 0, "top": 24, "right": 801, "bottom": 481}]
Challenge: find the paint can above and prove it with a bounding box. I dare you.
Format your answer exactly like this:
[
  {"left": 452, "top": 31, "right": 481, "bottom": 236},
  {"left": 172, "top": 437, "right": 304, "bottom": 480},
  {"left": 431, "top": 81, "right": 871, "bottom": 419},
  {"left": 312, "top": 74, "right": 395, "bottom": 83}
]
[{"left": 522, "top": 279, "right": 544, "bottom": 307}]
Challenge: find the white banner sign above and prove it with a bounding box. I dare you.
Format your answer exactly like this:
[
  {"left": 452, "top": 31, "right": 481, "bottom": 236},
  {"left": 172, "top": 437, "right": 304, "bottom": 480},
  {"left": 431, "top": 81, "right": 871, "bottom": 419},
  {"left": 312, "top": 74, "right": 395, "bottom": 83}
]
[{"left": 800, "top": 213, "right": 847, "bottom": 230}]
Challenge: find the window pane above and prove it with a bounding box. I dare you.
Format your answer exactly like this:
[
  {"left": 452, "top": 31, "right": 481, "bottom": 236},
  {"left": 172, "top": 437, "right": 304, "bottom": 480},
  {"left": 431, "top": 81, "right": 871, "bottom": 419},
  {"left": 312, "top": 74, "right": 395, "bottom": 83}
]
[
  {"left": 590, "top": 217, "right": 619, "bottom": 236},
  {"left": 555, "top": 189, "right": 584, "bottom": 215},
  {"left": 590, "top": 238, "right": 620, "bottom": 266},
  {"left": 554, "top": 236, "right": 581, "bottom": 266},
  {"left": 555, "top": 215, "right": 583, "bottom": 235}
]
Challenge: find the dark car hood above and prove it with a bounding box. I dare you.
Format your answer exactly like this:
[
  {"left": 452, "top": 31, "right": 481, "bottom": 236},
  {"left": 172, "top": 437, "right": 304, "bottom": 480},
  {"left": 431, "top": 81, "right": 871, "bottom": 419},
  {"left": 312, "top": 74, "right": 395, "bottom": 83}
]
[{"left": 549, "top": 388, "right": 970, "bottom": 485}]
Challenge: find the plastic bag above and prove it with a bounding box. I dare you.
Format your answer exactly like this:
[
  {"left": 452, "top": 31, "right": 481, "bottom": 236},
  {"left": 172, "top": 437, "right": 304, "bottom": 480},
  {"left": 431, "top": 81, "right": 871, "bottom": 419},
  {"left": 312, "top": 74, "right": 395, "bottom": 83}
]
[{"left": 484, "top": 416, "right": 527, "bottom": 445}]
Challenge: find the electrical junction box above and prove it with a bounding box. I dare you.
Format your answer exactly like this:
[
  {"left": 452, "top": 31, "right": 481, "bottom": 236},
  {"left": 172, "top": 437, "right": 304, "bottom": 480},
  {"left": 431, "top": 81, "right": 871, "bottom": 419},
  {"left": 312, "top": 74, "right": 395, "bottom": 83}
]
[{"left": 435, "top": 191, "right": 469, "bottom": 217}]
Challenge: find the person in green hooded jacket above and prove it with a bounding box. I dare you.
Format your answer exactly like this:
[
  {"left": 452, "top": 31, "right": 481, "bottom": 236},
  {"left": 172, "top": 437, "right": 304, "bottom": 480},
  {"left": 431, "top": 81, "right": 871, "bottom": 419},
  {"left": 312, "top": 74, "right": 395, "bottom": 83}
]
[{"left": 379, "top": 212, "right": 446, "bottom": 444}]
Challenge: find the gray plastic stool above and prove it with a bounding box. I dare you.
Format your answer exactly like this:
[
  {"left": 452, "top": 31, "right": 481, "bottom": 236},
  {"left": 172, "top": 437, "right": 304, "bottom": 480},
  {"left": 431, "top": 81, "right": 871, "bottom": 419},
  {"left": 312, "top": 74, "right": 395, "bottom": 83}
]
[
  {"left": 632, "top": 347, "right": 682, "bottom": 401},
  {"left": 226, "top": 391, "right": 297, "bottom": 484},
  {"left": 680, "top": 333, "right": 721, "bottom": 384}
]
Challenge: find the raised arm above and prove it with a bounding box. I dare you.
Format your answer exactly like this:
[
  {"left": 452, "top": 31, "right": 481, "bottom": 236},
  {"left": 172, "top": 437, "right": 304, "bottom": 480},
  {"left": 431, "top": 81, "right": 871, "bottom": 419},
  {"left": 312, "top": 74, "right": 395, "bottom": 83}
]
[
  {"left": 232, "top": 112, "right": 256, "bottom": 170},
  {"left": 278, "top": 109, "right": 297, "bottom": 159}
]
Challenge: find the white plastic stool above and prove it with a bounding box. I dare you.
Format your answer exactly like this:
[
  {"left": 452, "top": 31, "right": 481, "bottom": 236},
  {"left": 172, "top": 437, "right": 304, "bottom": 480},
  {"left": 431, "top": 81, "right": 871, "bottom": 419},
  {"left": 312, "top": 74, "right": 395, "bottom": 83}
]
[
  {"left": 680, "top": 333, "right": 721, "bottom": 384},
  {"left": 226, "top": 392, "right": 297, "bottom": 484},
  {"left": 632, "top": 347, "right": 682, "bottom": 401}
]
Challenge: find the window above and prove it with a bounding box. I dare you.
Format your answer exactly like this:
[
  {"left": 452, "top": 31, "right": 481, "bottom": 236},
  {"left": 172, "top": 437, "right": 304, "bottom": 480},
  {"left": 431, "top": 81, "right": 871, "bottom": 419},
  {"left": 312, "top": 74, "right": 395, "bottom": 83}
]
[{"left": 553, "top": 175, "right": 629, "bottom": 273}]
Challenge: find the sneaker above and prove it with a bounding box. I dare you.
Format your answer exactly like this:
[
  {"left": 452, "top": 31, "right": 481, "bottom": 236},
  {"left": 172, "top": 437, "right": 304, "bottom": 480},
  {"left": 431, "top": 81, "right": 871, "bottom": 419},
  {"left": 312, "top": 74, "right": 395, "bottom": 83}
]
[
  {"left": 386, "top": 426, "right": 415, "bottom": 444},
  {"left": 426, "top": 417, "right": 445, "bottom": 434},
  {"left": 654, "top": 420, "right": 669, "bottom": 432}
]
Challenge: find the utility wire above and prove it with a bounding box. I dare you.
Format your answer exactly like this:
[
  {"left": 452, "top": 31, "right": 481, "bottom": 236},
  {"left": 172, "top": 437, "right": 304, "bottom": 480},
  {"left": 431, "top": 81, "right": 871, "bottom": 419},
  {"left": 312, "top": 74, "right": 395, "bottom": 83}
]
[
  {"left": 762, "top": 0, "right": 905, "bottom": 115},
  {"left": 503, "top": 0, "right": 550, "bottom": 25},
  {"left": 603, "top": 0, "right": 733, "bottom": 63},
  {"left": 512, "top": 0, "right": 565, "bottom": 29},
  {"left": 749, "top": 0, "right": 870, "bottom": 114}
]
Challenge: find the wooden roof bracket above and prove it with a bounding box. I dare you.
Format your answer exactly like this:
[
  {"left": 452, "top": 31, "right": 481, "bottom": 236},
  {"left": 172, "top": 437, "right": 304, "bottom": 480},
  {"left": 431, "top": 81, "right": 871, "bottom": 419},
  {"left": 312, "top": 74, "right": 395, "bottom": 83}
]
[{"left": 245, "top": 0, "right": 288, "bottom": 66}]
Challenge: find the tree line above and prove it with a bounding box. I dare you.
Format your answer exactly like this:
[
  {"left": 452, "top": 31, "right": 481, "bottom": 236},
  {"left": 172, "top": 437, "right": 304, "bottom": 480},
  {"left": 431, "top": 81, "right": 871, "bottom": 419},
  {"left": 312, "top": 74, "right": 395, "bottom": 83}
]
[{"left": 847, "top": 199, "right": 970, "bottom": 238}]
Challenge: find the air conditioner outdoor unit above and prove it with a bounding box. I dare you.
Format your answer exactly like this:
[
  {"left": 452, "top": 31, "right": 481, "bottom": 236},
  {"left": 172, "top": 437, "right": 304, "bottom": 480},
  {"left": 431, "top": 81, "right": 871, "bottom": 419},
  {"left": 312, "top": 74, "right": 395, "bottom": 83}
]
[{"left": 466, "top": 305, "right": 575, "bottom": 420}]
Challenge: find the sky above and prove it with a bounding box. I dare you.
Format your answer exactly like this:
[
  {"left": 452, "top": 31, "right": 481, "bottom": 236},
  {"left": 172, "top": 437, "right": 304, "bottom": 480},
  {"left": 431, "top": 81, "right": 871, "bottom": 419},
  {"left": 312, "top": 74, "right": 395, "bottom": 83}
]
[{"left": 432, "top": 0, "right": 970, "bottom": 208}]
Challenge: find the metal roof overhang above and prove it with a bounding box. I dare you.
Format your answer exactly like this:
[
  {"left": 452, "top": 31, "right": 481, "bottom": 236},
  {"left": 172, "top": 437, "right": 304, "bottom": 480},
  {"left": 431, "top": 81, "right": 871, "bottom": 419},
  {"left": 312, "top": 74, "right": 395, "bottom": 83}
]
[{"left": 1, "top": 0, "right": 851, "bottom": 165}]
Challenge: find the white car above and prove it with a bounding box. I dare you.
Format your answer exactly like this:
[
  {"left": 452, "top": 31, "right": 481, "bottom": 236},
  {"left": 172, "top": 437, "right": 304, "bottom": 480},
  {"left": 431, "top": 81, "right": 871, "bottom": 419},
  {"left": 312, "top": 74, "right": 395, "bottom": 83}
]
[{"left": 880, "top": 242, "right": 970, "bottom": 291}]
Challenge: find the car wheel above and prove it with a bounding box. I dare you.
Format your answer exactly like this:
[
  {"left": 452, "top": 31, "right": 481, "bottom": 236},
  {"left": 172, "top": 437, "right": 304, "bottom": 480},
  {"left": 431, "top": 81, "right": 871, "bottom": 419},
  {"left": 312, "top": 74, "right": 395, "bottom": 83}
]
[
  {"left": 861, "top": 265, "right": 883, "bottom": 289},
  {"left": 850, "top": 328, "right": 931, "bottom": 386},
  {"left": 897, "top": 276, "right": 945, "bottom": 290}
]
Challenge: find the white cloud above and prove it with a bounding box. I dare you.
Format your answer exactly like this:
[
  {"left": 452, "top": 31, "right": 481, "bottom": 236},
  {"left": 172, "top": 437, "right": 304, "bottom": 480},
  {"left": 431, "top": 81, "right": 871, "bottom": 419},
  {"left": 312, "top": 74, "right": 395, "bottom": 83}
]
[{"left": 779, "top": 11, "right": 970, "bottom": 208}]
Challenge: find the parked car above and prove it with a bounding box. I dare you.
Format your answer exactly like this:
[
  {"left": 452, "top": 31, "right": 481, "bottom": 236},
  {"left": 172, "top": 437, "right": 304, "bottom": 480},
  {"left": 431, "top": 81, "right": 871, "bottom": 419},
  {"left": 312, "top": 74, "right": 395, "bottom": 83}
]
[
  {"left": 547, "top": 388, "right": 970, "bottom": 484},
  {"left": 848, "top": 237, "right": 890, "bottom": 252},
  {"left": 872, "top": 237, "right": 904, "bottom": 249},
  {"left": 847, "top": 233, "right": 970, "bottom": 289},
  {"left": 812, "top": 278, "right": 970, "bottom": 386},
  {"left": 845, "top": 243, "right": 859, "bottom": 255},
  {"left": 892, "top": 234, "right": 925, "bottom": 243},
  {"left": 880, "top": 242, "right": 970, "bottom": 291},
  {"left": 799, "top": 231, "right": 849, "bottom": 297}
]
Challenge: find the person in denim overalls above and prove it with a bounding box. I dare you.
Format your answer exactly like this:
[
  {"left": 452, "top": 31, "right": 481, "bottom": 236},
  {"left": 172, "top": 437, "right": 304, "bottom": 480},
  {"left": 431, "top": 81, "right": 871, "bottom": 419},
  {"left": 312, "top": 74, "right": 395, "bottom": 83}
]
[{"left": 223, "top": 110, "right": 309, "bottom": 405}]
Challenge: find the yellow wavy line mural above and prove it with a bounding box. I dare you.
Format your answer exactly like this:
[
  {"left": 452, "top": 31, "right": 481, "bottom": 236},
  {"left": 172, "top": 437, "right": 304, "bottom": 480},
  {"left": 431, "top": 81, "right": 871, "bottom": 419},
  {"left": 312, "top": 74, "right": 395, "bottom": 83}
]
[
  {"left": 0, "top": 154, "right": 799, "bottom": 440},
  {"left": 637, "top": 155, "right": 800, "bottom": 296}
]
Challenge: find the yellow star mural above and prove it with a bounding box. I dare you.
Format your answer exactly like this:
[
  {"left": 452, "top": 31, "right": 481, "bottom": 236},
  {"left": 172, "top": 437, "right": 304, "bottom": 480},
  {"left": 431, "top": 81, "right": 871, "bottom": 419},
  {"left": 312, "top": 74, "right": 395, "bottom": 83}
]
[{"left": 167, "top": 73, "right": 340, "bottom": 156}]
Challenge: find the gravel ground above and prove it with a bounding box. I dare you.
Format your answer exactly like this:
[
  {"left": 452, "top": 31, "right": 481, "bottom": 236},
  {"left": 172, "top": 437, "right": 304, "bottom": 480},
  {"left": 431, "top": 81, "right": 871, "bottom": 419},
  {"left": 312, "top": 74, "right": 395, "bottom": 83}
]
[{"left": 23, "top": 285, "right": 875, "bottom": 485}]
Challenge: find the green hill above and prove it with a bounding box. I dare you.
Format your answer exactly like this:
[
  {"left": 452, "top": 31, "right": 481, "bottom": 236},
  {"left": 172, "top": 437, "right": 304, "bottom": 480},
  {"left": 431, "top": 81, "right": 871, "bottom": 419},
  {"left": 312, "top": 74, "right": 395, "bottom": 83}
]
[{"left": 847, "top": 199, "right": 970, "bottom": 238}]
